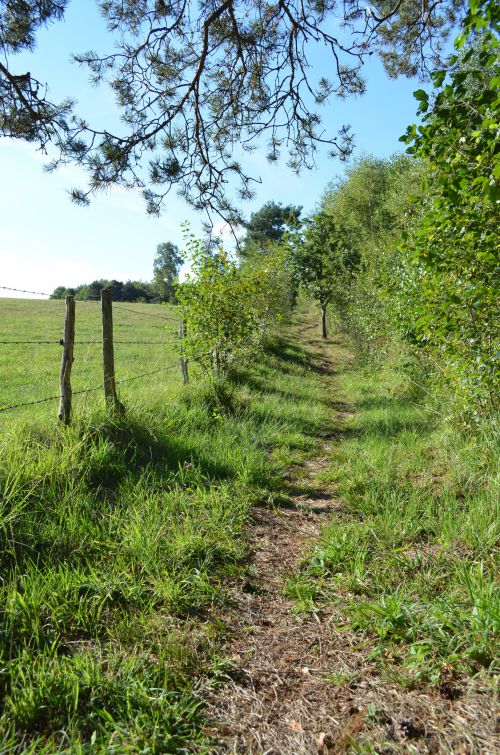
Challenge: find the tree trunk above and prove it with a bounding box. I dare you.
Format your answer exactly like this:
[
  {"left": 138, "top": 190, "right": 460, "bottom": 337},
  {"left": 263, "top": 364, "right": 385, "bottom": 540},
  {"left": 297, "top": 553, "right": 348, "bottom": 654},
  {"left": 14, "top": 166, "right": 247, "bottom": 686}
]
[{"left": 321, "top": 302, "right": 327, "bottom": 339}]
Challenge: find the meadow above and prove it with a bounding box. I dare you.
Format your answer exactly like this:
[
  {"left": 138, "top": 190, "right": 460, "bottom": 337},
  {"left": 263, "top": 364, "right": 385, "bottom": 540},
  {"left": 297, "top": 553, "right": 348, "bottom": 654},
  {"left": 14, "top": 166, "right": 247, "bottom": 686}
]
[{"left": 0, "top": 298, "right": 183, "bottom": 427}]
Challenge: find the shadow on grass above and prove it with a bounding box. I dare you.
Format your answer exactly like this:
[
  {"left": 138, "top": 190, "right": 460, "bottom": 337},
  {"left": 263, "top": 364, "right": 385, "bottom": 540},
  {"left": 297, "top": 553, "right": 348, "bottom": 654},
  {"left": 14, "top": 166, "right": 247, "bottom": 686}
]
[
  {"left": 263, "top": 336, "right": 336, "bottom": 376},
  {"left": 2, "top": 330, "right": 369, "bottom": 574},
  {"left": 84, "top": 416, "right": 235, "bottom": 491}
]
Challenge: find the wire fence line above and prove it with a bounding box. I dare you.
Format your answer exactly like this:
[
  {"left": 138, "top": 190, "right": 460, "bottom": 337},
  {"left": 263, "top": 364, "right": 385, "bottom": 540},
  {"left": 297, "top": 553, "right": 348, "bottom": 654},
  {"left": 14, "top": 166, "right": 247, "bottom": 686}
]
[
  {"left": 0, "top": 340, "right": 176, "bottom": 346},
  {"left": 0, "top": 285, "right": 52, "bottom": 297},
  {"left": 0, "top": 362, "right": 181, "bottom": 414},
  {"left": 0, "top": 351, "right": 210, "bottom": 415},
  {"left": 0, "top": 289, "right": 199, "bottom": 422}
]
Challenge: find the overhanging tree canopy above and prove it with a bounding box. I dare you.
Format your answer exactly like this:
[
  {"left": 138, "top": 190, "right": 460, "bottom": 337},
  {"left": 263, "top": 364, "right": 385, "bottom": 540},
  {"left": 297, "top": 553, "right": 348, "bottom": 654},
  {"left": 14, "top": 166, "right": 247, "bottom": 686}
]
[{"left": 1, "top": 0, "right": 463, "bottom": 220}]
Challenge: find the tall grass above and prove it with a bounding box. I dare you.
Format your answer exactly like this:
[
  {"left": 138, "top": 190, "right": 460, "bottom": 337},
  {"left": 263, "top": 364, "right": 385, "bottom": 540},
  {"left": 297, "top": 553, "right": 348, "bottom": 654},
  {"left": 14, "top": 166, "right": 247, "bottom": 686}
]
[
  {"left": 0, "top": 318, "right": 330, "bottom": 752},
  {"left": 289, "top": 360, "right": 499, "bottom": 686}
]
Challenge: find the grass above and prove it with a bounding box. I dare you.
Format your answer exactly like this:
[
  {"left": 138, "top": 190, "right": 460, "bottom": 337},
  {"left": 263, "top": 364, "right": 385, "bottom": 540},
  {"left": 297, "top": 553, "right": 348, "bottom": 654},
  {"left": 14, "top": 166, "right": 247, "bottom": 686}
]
[
  {"left": 0, "top": 299, "right": 331, "bottom": 752},
  {"left": 288, "top": 358, "right": 500, "bottom": 688},
  {"left": 2, "top": 299, "right": 498, "bottom": 748},
  {"left": 0, "top": 298, "right": 183, "bottom": 426}
]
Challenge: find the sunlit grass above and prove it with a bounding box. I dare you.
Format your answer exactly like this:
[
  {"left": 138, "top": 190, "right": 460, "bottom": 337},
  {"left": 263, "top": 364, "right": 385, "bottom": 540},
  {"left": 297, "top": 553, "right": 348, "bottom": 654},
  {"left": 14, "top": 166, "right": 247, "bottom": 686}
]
[
  {"left": 0, "top": 302, "right": 331, "bottom": 751},
  {"left": 289, "top": 361, "right": 500, "bottom": 685}
]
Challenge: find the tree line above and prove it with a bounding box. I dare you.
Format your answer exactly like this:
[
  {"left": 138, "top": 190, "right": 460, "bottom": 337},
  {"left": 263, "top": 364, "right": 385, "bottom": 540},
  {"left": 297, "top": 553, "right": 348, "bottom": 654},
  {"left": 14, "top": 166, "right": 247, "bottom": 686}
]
[
  {"left": 50, "top": 242, "right": 184, "bottom": 302},
  {"left": 220, "top": 1, "right": 498, "bottom": 421},
  {"left": 281, "top": 2, "right": 498, "bottom": 420}
]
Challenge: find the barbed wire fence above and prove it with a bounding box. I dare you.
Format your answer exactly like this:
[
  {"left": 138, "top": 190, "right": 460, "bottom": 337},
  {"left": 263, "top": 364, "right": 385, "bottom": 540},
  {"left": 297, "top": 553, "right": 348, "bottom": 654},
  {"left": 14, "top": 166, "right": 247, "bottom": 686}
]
[{"left": 0, "top": 287, "right": 194, "bottom": 424}]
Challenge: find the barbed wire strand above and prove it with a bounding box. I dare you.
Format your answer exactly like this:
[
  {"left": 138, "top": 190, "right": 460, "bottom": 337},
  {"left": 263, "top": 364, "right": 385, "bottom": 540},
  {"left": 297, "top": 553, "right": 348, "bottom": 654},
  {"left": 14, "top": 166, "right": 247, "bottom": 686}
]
[
  {"left": 0, "top": 340, "right": 64, "bottom": 345},
  {"left": 0, "top": 338, "right": 177, "bottom": 346},
  {"left": 0, "top": 385, "right": 101, "bottom": 413},
  {"left": 0, "top": 285, "right": 52, "bottom": 297},
  {"left": 0, "top": 359, "right": 194, "bottom": 414},
  {"left": 113, "top": 304, "right": 180, "bottom": 323}
]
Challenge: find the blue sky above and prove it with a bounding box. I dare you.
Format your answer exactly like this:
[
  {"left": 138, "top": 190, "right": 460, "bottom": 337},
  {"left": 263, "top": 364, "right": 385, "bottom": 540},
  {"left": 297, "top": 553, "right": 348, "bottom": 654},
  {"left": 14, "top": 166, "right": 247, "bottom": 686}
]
[{"left": 0, "top": 0, "right": 423, "bottom": 298}]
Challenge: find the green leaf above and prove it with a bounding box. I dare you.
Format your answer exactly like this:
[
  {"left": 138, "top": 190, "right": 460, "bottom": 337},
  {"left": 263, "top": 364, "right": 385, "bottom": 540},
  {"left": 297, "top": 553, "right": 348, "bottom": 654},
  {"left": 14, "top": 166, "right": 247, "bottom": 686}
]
[
  {"left": 413, "top": 89, "right": 429, "bottom": 102},
  {"left": 431, "top": 70, "right": 446, "bottom": 87}
]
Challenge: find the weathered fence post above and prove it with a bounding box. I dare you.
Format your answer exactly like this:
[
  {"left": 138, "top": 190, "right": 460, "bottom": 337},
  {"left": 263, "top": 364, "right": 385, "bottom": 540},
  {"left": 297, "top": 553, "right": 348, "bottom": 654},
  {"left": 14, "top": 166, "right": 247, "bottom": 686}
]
[
  {"left": 58, "top": 295, "right": 75, "bottom": 424},
  {"left": 101, "top": 288, "right": 124, "bottom": 413},
  {"left": 180, "top": 319, "right": 189, "bottom": 384}
]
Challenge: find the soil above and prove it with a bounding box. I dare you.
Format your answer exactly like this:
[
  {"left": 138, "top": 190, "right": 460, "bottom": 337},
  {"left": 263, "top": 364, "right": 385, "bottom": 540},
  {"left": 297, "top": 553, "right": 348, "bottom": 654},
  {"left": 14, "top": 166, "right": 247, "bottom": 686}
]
[{"left": 203, "top": 320, "right": 499, "bottom": 754}]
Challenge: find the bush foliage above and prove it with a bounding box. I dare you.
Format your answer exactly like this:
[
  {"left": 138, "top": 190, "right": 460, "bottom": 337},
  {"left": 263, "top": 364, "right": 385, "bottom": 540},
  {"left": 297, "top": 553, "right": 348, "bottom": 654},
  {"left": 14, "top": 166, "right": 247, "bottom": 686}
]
[
  {"left": 175, "top": 228, "right": 291, "bottom": 375},
  {"left": 297, "top": 0, "right": 499, "bottom": 420}
]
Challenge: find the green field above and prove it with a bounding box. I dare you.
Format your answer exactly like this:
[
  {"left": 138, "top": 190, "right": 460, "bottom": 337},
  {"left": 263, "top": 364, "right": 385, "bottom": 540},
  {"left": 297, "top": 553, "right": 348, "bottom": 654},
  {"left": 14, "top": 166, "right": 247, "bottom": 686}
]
[{"left": 0, "top": 298, "right": 183, "bottom": 427}]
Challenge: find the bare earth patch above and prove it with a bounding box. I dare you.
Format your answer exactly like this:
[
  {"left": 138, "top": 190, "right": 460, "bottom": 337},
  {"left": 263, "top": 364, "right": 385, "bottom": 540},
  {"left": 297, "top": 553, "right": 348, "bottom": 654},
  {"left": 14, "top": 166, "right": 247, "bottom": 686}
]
[{"left": 203, "top": 323, "right": 499, "bottom": 754}]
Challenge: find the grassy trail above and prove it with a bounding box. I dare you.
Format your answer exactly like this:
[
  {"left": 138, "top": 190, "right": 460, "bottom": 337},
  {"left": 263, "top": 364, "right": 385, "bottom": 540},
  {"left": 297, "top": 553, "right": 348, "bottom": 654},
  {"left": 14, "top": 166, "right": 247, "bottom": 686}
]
[
  {"left": 0, "top": 303, "right": 497, "bottom": 752},
  {"left": 205, "top": 316, "right": 357, "bottom": 752},
  {"left": 208, "top": 313, "right": 499, "bottom": 753}
]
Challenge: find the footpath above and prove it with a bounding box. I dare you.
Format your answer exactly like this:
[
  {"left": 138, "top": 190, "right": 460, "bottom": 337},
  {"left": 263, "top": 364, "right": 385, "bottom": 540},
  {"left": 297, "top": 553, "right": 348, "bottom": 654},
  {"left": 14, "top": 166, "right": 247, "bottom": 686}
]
[{"left": 203, "top": 312, "right": 499, "bottom": 754}]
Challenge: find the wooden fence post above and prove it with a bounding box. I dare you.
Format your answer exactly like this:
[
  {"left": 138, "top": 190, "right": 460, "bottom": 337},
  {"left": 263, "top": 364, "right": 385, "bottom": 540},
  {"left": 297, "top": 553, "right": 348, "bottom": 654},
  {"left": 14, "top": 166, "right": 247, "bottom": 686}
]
[
  {"left": 58, "top": 295, "right": 75, "bottom": 425},
  {"left": 179, "top": 319, "right": 189, "bottom": 384},
  {"left": 101, "top": 288, "right": 124, "bottom": 413}
]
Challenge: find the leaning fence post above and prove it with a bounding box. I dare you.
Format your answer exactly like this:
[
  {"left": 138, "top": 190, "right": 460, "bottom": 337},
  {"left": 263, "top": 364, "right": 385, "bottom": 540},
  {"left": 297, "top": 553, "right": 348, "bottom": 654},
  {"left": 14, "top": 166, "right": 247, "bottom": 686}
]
[
  {"left": 101, "top": 288, "right": 124, "bottom": 413},
  {"left": 58, "top": 295, "right": 75, "bottom": 425},
  {"left": 179, "top": 319, "right": 189, "bottom": 384}
]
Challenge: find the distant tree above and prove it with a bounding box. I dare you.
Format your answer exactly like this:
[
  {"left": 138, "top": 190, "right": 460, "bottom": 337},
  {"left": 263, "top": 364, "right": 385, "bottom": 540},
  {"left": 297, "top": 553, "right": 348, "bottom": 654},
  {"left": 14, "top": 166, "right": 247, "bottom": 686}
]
[
  {"left": 107, "top": 279, "right": 124, "bottom": 302},
  {"left": 51, "top": 279, "right": 159, "bottom": 302},
  {"left": 122, "top": 280, "right": 152, "bottom": 302},
  {"left": 50, "top": 285, "right": 77, "bottom": 299},
  {"left": 85, "top": 281, "right": 103, "bottom": 301},
  {"left": 290, "top": 210, "right": 357, "bottom": 339},
  {"left": 50, "top": 286, "right": 67, "bottom": 299},
  {"left": 153, "top": 242, "right": 183, "bottom": 302},
  {"left": 241, "top": 202, "right": 302, "bottom": 256}
]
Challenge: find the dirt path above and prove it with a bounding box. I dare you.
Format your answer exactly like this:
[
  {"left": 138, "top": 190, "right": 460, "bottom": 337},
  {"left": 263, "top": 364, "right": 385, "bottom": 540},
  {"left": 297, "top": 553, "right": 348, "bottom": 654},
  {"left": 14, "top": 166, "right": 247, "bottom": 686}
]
[
  {"left": 204, "top": 320, "right": 499, "bottom": 754},
  {"left": 204, "top": 323, "right": 362, "bottom": 753}
]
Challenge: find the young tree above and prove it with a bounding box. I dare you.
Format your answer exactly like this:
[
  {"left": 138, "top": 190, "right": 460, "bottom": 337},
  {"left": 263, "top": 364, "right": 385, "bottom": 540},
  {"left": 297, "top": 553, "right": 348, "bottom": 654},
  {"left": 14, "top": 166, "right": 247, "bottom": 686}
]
[
  {"left": 153, "top": 242, "right": 183, "bottom": 302},
  {"left": 290, "top": 210, "right": 352, "bottom": 339},
  {"left": 1, "top": 0, "right": 463, "bottom": 219},
  {"left": 176, "top": 231, "right": 290, "bottom": 374}
]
